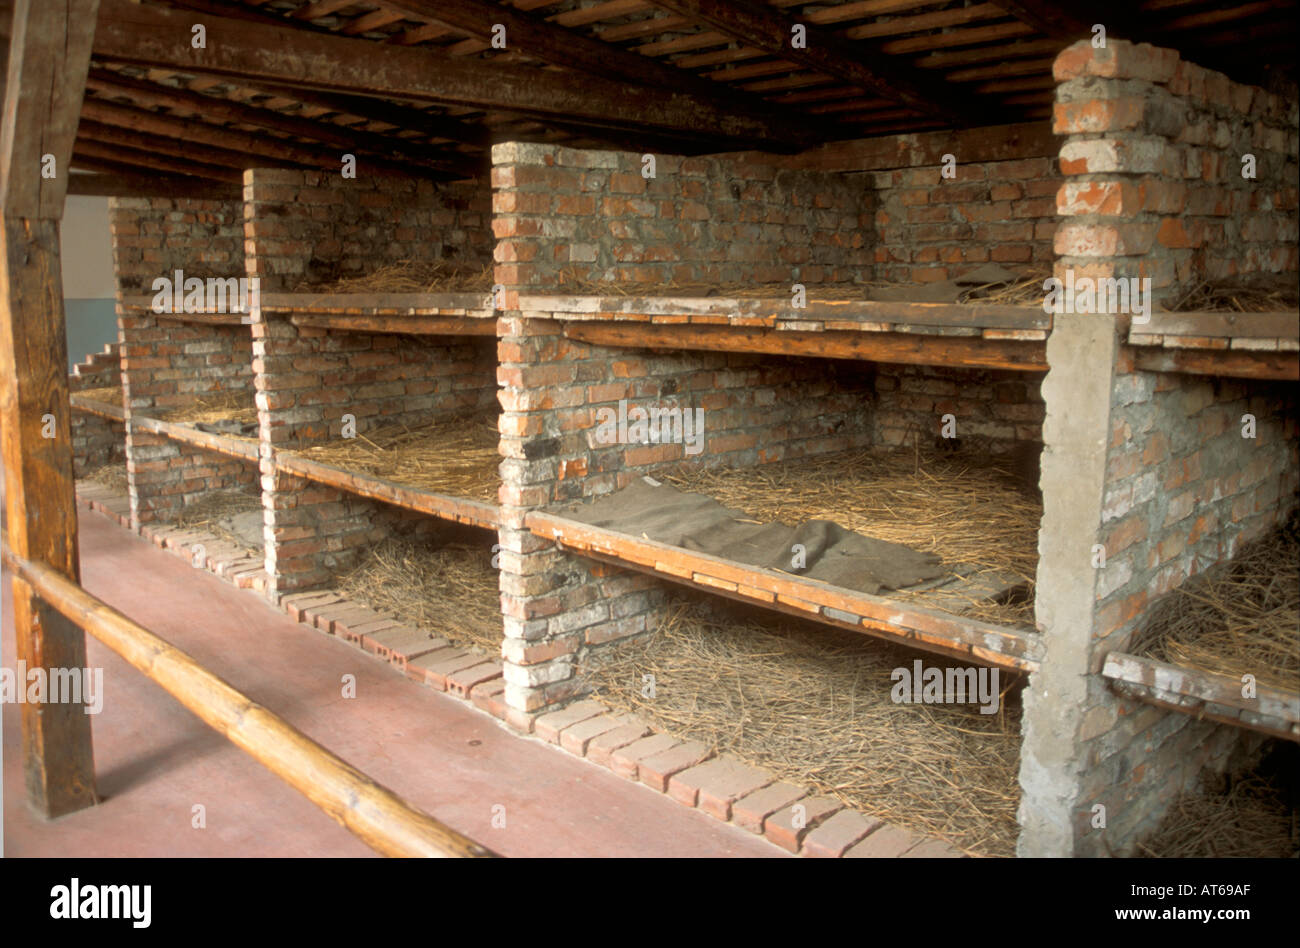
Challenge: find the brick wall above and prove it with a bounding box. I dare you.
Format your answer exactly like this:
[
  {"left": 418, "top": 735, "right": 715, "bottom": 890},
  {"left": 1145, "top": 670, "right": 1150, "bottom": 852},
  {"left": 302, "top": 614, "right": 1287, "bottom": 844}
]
[
  {"left": 69, "top": 344, "right": 125, "bottom": 477},
  {"left": 496, "top": 311, "right": 876, "bottom": 710},
  {"left": 1053, "top": 40, "right": 1299, "bottom": 305},
  {"left": 491, "top": 142, "right": 872, "bottom": 290},
  {"left": 1020, "top": 314, "right": 1298, "bottom": 857},
  {"left": 874, "top": 365, "right": 1045, "bottom": 450},
  {"left": 109, "top": 197, "right": 258, "bottom": 527},
  {"left": 871, "top": 157, "right": 1059, "bottom": 283},
  {"left": 243, "top": 168, "right": 492, "bottom": 292}
]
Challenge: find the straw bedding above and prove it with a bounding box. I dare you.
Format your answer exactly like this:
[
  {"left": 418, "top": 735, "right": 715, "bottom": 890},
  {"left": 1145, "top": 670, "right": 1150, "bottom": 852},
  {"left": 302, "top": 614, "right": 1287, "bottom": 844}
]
[
  {"left": 82, "top": 458, "right": 128, "bottom": 492},
  {"left": 337, "top": 535, "right": 502, "bottom": 656},
  {"left": 76, "top": 385, "right": 123, "bottom": 407},
  {"left": 1129, "top": 513, "right": 1299, "bottom": 692},
  {"left": 1167, "top": 275, "right": 1299, "bottom": 313},
  {"left": 549, "top": 265, "right": 1050, "bottom": 305},
  {"left": 294, "top": 260, "right": 494, "bottom": 294},
  {"left": 293, "top": 412, "right": 499, "bottom": 502},
  {"left": 663, "top": 446, "right": 1042, "bottom": 627},
  {"left": 158, "top": 390, "right": 258, "bottom": 428},
  {"left": 1138, "top": 759, "right": 1298, "bottom": 858},
  {"left": 582, "top": 594, "right": 1024, "bottom": 857},
  {"left": 169, "top": 488, "right": 264, "bottom": 556}
]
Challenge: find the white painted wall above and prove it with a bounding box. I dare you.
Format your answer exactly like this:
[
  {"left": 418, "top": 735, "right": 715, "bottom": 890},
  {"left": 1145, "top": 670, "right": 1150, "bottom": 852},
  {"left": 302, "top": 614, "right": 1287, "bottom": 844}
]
[{"left": 60, "top": 195, "right": 116, "bottom": 300}]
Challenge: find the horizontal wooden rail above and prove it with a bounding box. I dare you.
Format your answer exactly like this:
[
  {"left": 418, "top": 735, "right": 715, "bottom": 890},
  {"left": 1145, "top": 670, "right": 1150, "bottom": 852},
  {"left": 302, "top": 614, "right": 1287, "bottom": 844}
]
[{"left": 1, "top": 542, "right": 499, "bottom": 858}]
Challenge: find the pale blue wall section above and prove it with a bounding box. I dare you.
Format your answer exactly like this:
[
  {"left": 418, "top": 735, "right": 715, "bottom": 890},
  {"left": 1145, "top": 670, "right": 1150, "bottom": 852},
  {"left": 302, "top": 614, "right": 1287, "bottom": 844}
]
[{"left": 65, "top": 298, "right": 119, "bottom": 372}]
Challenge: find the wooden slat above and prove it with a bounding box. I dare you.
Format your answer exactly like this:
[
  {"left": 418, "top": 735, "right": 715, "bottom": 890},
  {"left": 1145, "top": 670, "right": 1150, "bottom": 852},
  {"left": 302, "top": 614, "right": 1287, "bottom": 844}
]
[
  {"left": 1104, "top": 652, "right": 1300, "bottom": 743},
  {"left": 1128, "top": 345, "right": 1299, "bottom": 381},
  {"left": 289, "top": 313, "right": 496, "bottom": 336},
  {"left": 275, "top": 452, "right": 501, "bottom": 531},
  {"left": 526, "top": 510, "right": 1042, "bottom": 671},
  {"left": 70, "top": 390, "right": 127, "bottom": 423},
  {"left": 559, "top": 321, "right": 1047, "bottom": 371},
  {"left": 0, "top": 543, "right": 499, "bottom": 857},
  {"left": 130, "top": 415, "right": 260, "bottom": 463},
  {"left": 92, "top": 0, "right": 814, "bottom": 149},
  {"left": 262, "top": 291, "right": 493, "bottom": 314},
  {"left": 1138, "top": 311, "right": 1300, "bottom": 339}
]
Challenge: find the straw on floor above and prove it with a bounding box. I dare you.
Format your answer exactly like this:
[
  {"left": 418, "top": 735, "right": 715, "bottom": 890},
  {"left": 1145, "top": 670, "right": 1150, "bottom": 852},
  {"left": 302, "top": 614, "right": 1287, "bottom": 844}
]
[
  {"left": 158, "top": 390, "right": 258, "bottom": 427},
  {"left": 293, "top": 412, "right": 499, "bottom": 502},
  {"left": 295, "top": 260, "right": 494, "bottom": 294},
  {"left": 663, "top": 446, "right": 1042, "bottom": 627},
  {"left": 169, "top": 488, "right": 264, "bottom": 557},
  {"left": 82, "top": 458, "right": 128, "bottom": 493},
  {"left": 337, "top": 535, "right": 502, "bottom": 656},
  {"left": 1137, "top": 770, "right": 1298, "bottom": 858},
  {"left": 582, "top": 593, "right": 1024, "bottom": 857},
  {"left": 1129, "top": 514, "right": 1299, "bottom": 693}
]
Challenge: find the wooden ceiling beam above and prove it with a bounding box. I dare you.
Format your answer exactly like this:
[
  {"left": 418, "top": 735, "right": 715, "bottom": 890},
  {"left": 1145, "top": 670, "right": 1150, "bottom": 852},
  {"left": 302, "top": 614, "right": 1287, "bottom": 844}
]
[
  {"left": 84, "top": 69, "right": 482, "bottom": 171},
  {"left": 72, "top": 139, "right": 244, "bottom": 183},
  {"left": 80, "top": 94, "right": 473, "bottom": 179},
  {"left": 76, "top": 118, "right": 286, "bottom": 171},
  {"left": 92, "top": 0, "right": 816, "bottom": 149},
  {"left": 379, "top": 0, "right": 819, "bottom": 132},
  {"left": 645, "top": 0, "right": 992, "bottom": 124},
  {"left": 67, "top": 171, "right": 241, "bottom": 199}
]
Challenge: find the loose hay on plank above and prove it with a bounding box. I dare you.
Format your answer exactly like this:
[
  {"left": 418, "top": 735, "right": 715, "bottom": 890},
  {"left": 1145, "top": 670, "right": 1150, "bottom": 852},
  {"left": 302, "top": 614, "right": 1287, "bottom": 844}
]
[
  {"left": 581, "top": 594, "right": 1024, "bottom": 857},
  {"left": 1166, "top": 275, "right": 1299, "bottom": 314},
  {"left": 293, "top": 413, "right": 499, "bottom": 502},
  {"left": 1130, "top": 514, "right": 1299, "bottom": 693},
  {"left": 77, "top": 385, "right": 123, "bottom": 407},
  {"left": 294, "top": 260, "right": 495, "bottom": 294},
  {"left": 662, "top": 446, "right": 1042, "bottom": 627},
  {"left": 157, "top": 390, "right": 259, "bottom": 428},
  {"left": 337, "top": 535, "right": 502, "bottom": 656}
]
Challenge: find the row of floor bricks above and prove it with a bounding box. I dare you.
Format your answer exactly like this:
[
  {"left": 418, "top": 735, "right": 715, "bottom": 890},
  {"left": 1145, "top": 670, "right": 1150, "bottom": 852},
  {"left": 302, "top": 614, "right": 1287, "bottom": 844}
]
[
  {"left": 74, "top": 482, "right": 963, "bottom": 858},
  {"left": 279, "top": 589, "right": 962, "bottom": 858},
  {"left": 520, "top": 698, "right": 966, "bottom": 858}
]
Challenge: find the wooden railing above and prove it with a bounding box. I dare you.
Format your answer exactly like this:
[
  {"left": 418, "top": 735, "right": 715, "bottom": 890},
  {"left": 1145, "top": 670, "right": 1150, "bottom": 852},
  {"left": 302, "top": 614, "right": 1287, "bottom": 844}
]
[{"left": 1, "top": 542, "right": 498, "bottom": 858}]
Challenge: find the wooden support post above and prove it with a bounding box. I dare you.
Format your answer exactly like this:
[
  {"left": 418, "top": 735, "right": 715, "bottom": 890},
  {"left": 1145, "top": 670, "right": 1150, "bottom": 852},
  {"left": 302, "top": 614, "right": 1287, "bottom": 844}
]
[{"left": 0, "top": 0, "right": 101, "bottom": 817}]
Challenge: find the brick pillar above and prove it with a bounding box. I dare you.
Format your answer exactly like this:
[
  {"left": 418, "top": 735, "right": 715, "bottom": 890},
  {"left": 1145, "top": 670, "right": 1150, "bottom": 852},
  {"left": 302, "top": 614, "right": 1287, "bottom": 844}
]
[
  {"left": 1053, "top": 40, "right": 1298, "bottom": 307},
  {"left": 108, "top": 196, "right": 255, "bottom": 527}
]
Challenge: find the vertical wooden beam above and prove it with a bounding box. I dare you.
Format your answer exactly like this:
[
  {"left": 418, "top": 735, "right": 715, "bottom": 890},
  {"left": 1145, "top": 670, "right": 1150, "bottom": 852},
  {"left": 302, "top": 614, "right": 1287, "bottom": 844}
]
[{"left": 0, "top": 0, "right": 101, "bottom": 817}]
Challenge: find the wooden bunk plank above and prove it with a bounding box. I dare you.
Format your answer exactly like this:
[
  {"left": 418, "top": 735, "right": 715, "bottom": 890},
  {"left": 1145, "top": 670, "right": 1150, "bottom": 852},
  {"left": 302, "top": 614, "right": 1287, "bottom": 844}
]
[
  {"left": 70, "top": 391, "right": 127, "bottom": 423},
  {"left": 289, "top": 313, "right": 496, "bottom": 336},
  {"left": 1127, "top": 346, "right": 1299, "bottom": 381},
  {"left": 262, "top": 292, "right": 495, "bottom": 315},
  {"left": 563, "top": 322, "right": 1047, "bottom": 372},
  {"left": 1137, "top": 311, "right": 1300, "bottom": 339},
  {"left": 275, "top": 451, "right": 500, "bottom": 531},
  {"left": 518, "top": 293, "right": 1050, "bottom": 329},
  {"left": 525, "top": 510, "right": 1042, "bottom": 672},
  {"left": 1104, "top": 652, "right": 1300, "bottom": 743},
  {"left": 130, "top": 415, "right": 260, "bottom": 462}
]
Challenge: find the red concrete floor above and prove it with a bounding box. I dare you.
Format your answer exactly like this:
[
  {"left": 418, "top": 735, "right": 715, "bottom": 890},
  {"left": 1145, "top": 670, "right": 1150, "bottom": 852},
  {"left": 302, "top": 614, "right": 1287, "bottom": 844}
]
[{"left": 2, "top": 505, "right": 783, "bottom": 858}]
